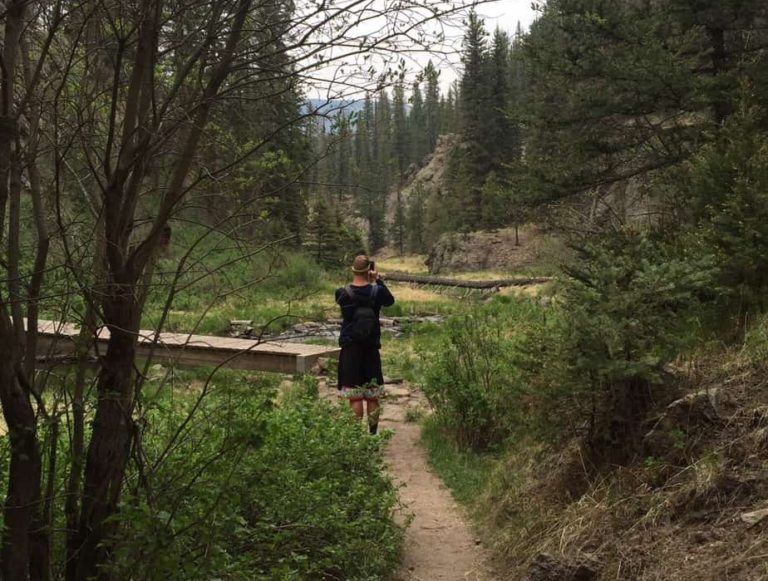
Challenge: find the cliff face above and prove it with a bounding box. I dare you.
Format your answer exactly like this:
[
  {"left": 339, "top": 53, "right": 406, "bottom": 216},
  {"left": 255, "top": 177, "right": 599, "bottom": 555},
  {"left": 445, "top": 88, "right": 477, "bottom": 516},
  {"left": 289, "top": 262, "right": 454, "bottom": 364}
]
[{"left": 385, "top": 134, "right": 459, "bottom": 225}]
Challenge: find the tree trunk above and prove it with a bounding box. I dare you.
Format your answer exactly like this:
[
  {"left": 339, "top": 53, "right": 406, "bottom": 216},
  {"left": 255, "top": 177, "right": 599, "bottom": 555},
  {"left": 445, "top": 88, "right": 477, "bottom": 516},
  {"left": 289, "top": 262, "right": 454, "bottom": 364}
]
[
  {"left": 75, "top": 303, "right": 139, "bottom": 581},
  {"left": 65, "top": 308, "right": 97, "bottom": 581},
  {"left": 0, "top": 317, "right": 42, "bottom": 581},
  {"left": 384, "top": 272, "right": 551, "bottom": 289},
  {"left": 706, "top": 24, "right": 731, "bottom": 124}
]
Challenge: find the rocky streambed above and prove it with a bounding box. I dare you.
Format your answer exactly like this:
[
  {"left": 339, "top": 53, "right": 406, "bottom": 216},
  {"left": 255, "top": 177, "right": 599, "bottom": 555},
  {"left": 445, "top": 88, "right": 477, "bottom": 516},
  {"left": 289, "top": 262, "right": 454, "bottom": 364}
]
[{"left": 230, "top": 315, "right": 446, "bottom": 343}]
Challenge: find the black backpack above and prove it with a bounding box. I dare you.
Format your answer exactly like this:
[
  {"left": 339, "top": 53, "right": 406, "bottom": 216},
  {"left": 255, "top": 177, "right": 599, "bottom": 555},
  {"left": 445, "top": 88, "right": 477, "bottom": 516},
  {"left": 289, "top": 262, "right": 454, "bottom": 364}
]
[{"left": 345, "top": 284, "right": 379, "bottom": 343}]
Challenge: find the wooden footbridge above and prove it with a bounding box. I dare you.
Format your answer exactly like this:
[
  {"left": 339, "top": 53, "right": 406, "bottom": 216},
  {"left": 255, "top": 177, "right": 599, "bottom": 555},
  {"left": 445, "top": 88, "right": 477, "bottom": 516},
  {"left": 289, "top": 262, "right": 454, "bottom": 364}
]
[{"left": 34, "top": 320, "right": 340, "bottom": 374}]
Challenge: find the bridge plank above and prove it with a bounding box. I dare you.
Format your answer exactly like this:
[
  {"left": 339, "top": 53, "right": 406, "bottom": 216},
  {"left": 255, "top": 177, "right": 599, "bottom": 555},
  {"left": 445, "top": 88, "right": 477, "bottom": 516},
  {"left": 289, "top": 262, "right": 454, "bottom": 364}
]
[{"left": 34, "top": 320, "right": 339, "bottom": 373}]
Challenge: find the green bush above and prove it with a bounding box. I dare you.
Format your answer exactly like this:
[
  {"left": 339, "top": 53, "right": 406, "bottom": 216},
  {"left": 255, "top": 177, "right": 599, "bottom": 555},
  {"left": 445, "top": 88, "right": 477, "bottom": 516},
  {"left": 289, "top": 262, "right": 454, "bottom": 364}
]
[
  {"left": 418, "top": 233, "right": 717, "bottom": 461},
  {"left": 108, "top": 386, "right": 402, "bottom": 580},
  {"left": 420, "top": 299, "right": 545, "bottom": 450}
]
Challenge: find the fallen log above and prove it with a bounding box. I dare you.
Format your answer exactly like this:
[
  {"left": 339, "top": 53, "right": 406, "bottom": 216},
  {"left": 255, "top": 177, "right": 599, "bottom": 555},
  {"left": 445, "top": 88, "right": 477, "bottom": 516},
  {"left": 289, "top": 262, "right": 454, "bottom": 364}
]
[{"left": 384, "top": 272, "right": 553, "bottom": 289}]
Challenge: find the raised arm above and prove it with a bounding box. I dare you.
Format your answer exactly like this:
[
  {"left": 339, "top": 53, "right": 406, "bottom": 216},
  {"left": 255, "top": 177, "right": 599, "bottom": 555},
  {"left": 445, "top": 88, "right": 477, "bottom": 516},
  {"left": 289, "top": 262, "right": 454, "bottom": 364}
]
[{"left": 375, "top": 278, "right": 395, "bottom": 307}]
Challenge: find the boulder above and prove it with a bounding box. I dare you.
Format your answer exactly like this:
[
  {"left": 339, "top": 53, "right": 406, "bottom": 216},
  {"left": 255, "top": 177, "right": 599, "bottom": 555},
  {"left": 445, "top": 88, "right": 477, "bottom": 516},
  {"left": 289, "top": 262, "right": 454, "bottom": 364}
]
[
  {"left": 644, "top": 387, "right": 737, "bottom": 456},
  {"left": 229, "top": 319, "right": 254, "bottom": 337},
  {"left": 740, "top": 508, "right": 768, "bottom": 526},
  {"left": 663, "top": 387, "right": 735, "bottom": 428}
]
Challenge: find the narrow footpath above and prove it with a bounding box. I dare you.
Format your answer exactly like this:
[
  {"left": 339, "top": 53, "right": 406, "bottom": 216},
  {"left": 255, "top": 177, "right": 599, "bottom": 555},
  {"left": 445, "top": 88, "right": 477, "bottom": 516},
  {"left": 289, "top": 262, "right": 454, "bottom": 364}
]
[
  {"left": 380, "top": 382, "right": 493, "bottom": 581},
  {"left": 319, "top": 376, "right": 494, "bottom": 579}
]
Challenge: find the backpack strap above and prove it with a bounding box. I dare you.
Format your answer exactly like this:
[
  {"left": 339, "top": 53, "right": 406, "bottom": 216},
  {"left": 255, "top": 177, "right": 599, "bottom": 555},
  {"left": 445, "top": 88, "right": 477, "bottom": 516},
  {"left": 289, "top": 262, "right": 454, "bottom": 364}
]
[{"left": 344, "top": 284, "right": 378, "bottom": 307}]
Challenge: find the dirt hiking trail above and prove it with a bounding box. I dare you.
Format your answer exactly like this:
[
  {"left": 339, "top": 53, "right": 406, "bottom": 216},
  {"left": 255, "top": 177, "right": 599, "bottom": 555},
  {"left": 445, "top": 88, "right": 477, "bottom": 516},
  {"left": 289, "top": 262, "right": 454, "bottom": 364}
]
[
  {"left": 320, "top": 378, "right": 493, "bottom": 579},
  {"left": 319, "top": 377, "right": 494, "bottom": 579},
  {"left": 381, "top": 382, "right": 493, "bottom": 581}
]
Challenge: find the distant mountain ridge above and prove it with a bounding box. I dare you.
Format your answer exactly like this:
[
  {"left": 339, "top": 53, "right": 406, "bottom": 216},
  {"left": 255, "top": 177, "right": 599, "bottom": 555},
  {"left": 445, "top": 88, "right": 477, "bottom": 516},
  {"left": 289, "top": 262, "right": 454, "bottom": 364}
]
[
  {"left": 304, "top": 99, "right": 365, "bottom": 130},
  {"left": 305, "top": 98, "right": 410, "bottom": 130},
  {"left": 306, "top": 98, "right": 366, "bottom": 115}
]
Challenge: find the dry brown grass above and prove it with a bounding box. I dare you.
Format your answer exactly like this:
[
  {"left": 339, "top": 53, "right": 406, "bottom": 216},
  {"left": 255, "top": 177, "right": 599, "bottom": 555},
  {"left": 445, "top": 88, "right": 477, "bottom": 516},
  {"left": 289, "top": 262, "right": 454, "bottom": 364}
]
[
  {"left": 375, "top": 255, "right": 429, "bottom": 274},
  {"left": 384, "top": 283, "right": 453, "bottom": 304},
  {"left": 481, "top": 354, "right": 768, "bottom": 581},
  {"left": 499, "top": 283, "right": 551, "bottom": 298},
  {"left": 448, "top": 270, "right": 522, "bottom": 281}
]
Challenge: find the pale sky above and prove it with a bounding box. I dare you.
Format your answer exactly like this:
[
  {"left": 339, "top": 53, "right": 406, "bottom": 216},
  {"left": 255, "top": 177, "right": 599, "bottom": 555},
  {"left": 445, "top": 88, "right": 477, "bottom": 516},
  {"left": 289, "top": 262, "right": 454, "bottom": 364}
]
[
  {"left": 481, "top": 0, "right": 538, "bottom": 34},
  {"left": 435, "top": 0, "right": 538, "bottom": 89},
  {"left": 303, "top": 0, "right": 539, "bottom": 100}
]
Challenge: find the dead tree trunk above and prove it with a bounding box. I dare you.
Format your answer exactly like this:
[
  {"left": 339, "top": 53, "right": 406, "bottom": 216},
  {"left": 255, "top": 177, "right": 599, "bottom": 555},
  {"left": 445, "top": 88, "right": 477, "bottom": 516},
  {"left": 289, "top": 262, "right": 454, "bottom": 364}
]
[{"left": 384, "top": 272, "right": 552, "bottom": 289}]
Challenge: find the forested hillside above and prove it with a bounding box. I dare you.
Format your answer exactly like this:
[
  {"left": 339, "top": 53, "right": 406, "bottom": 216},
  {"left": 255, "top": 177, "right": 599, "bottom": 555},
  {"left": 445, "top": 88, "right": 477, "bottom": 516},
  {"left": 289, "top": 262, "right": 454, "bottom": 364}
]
[{"left": 308, "top": 15, "right": 528, "bottom": 256}]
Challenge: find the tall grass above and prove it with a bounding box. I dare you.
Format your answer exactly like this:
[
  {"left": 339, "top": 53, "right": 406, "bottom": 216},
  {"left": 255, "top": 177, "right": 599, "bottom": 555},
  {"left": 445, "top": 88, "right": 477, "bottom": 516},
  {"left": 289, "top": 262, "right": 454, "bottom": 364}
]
[
  {"left": 144, "top": 234, "right": 335, "bottom": 335},
  {"left": 420, "top": 418, "right": 495, "bottom": 507}
]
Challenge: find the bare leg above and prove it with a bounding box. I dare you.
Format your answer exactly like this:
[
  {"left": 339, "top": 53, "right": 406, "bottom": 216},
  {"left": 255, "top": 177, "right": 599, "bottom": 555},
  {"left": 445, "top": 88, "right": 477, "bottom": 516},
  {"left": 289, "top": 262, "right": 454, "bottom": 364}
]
[{"left": 350, "top": 398, "right": 364, "bottom": 419}]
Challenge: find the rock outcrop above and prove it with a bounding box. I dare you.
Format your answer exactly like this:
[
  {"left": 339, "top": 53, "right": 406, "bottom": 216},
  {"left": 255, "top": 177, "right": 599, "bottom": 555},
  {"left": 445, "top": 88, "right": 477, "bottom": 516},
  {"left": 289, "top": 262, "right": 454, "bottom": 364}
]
[
  {"left": 384, "top": 133, "right": 459, "bottom": 225},
  {"left": 426, "top": 227, "right": 540, "bottom": 274}
]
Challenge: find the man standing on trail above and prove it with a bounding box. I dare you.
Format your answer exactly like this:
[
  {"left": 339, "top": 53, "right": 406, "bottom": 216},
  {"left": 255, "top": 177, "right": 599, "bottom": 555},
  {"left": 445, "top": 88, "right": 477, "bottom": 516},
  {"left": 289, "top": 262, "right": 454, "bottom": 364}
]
[{"left": 335, "top": 255, "right": 395, "bottom": 435}]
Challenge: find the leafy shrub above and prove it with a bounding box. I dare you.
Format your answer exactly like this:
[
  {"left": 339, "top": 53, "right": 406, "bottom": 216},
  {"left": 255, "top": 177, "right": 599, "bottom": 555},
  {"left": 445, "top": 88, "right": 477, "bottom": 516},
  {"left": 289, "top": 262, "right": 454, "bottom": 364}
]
[
  {"left": 281, "top": 373, "right": 321, "bottom": 404},
  {"left": 108, "top": 386, "right": 402, "bottom": 580},
  {"left": 420, "top": 299, "right": 545, "bottom": 450}
]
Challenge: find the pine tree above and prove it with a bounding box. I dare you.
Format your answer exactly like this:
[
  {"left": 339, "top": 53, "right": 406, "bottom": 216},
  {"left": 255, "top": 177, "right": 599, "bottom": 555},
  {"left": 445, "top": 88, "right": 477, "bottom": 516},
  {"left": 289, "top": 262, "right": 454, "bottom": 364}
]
[
  {"left": 334, "top": 205, "right": 367, "bottom": 265},
  {"left": 409, "top": 79, "right": 428, "bottom": 164},
  {"left": 519, "top": 0, "right": 768, "bottom": 204},
  {"left": 374, "top": 89, "right": 393, "bottom": 185},
  {"left": 392, "top": 189, "right": 406, "bottom": 254},
  {"left": 304, "top": 197, "right": 366, "bottom": 268},
  {"left": 393, "top": 80, "right": 409, "bottom": 180},
  {"left": 423, "top": 61, "right": 442, "bottom": 152},
  {"left": 508, "top": 21, "right": 526, "bottom": 162},
  {"left": 344, "top": 93, "right": 386, "bottom": 253},
  {"left": 488, "top": 28, "right": 515, "bottom": 167},
  {"left": 353, "top": 96, "right": 374, "bottom": 219},
  {"left": 440, "top": 88, "right": 455, "bottom": 134},
  {"left": 480, "top": 172, "right": 512, "bottom": 230},
  {"left": 304, "top": 197, "right": 342, "bottom": 268},
  {"left": 406, "top": 183, "right": 428, "bottom": 253},
  {"left": 451, "top": 10, "right": 492, "bottom": 229},
  {"left": 333, "top": 112, "right": 353, "bottom": 205},
  {"left": 460, "top": 11, "right": 491, "bottom": 147},
  {"left": 368, "top": 90, "right": 392, "bottom": 250}
]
